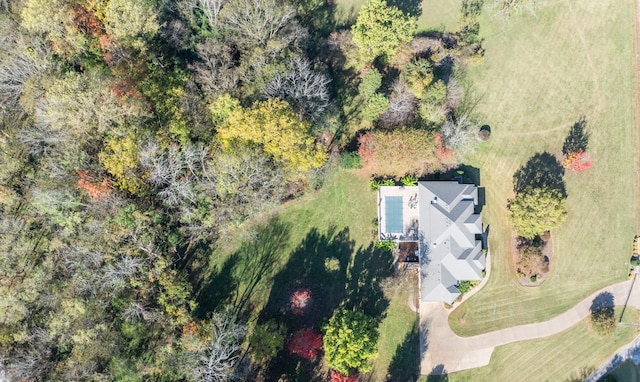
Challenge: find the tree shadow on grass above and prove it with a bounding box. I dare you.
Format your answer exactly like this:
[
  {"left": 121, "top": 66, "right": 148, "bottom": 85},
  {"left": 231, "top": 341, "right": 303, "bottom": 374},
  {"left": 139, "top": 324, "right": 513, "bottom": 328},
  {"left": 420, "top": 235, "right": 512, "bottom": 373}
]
[
  {"left": 258, "top": 226, "right": 354, "bottom": 381},
  {"left": 344, "top": 243, "right": 393, "bottom": 322},
  {"left": 259, "top": 225, "right": 354, "bottom": 329},
  {"left": 590, "top": 291, "right": 615, "bottom": 313},
  {"left": 230, "top": 217, "right": 291, "bottom": 317},
  {"left": 194, "top": 252, "right": 239, "bottom": 319},
  {"left": 386, "top": 322, "right": 420, "bottom": 382},
  {"left": 563, "top": 366, "right": 595, "bottom": 382},
  {"left": 562, "top": 116, "right": 589, "bottom": 155},
  {"left": 257, "top": 227, "right": 395, "bottom": 381},
  {"left": 387, "top": 0, "right": 423, "bottom": 18},
  {"left": 194, "top": 216, "right": 291, "bottom": 319},
  {"left": 513, "top": 152, "right": 566, "bottom": 196}
]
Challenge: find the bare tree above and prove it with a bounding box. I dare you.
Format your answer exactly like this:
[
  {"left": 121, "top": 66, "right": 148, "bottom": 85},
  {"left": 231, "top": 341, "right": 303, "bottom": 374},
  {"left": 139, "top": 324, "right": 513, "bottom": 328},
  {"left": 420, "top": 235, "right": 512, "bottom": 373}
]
[
  {"left": 122, "top": 301, "right": 159, "bottom": 323},
  {"left": 191, "top": 41, "right": 238, "bottom": 97},
  {"left": 178, "top": 0, "right": 228, "bottom": 28},
  {"left": 15, "top": 120, "right": 68, "bottom": 156},
  {"left": 100, "top": 255, "right": 143, "bottom": 292},
  {"left": 4, "top": 328, "right": 55, "bottom": 381},
  {"left": 489, "top": 0, "right": 543, "bottom": 18},
  {"left": 378, "top": 80, "right": 418, "bottom": 129},
  {"left": 263, "top": 57, "right": 331, "bottom": 119},
  {"left": 139, "top": 140, "right": 209, "bottom": 206},
  {"left": 445, "top": 78, "right": 464, "bottom": 113},
  {"left": 0, "top": 19, "right": 52, "bottom": 113},
  {"left": 208, "top": 148, "right": 286, "bottom": 227},
  {"left": 192, "top": 310, "right": 246, "bottom": 382},
  {"left": 441, "top": 115, "right": 478, "bottom": 156},
  {"left": 220, "top": 0, "right": 297, "bottom": 47}
]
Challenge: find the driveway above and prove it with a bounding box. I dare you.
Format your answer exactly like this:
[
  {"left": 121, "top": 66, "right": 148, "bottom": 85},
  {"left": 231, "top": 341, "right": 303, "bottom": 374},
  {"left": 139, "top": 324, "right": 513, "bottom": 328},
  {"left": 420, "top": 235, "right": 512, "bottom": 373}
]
[{"left": 420, "top": 275, "right": 640, "bottom": 375}]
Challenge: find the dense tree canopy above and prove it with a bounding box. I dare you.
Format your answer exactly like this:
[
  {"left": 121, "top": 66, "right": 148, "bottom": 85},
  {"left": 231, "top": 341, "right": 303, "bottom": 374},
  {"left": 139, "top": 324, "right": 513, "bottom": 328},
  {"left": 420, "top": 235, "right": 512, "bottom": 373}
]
[
  {"left": 322, "top": 309, "right": 379, "bottom": 376},
  {"left": 217, "top": 98, "right": 327, "bottom": 172},
  {"left": 351, "top": 0, "right": 416, "bottom": 63},
  {"left": 509, "top": 186, "right": 568, "bottom": 239},
  {"left": 0, "top": 0, "right": 487, "bottom": 378}
]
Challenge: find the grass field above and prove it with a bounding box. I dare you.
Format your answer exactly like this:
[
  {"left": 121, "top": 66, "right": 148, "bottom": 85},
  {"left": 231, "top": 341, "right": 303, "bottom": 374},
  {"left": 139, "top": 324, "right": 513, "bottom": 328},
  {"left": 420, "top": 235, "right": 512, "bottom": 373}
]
[
  {"left": 448, "top": 0, "right": 638, "bottom": 335},
  {"left": 334, "top": 0, "right": 462, "bottom": 33},
  {"left": 439, "top": 308, "right": 640, "bottom": 382},
  {"left": 198, "top": 170, "right": 417, "bottom": 380}
]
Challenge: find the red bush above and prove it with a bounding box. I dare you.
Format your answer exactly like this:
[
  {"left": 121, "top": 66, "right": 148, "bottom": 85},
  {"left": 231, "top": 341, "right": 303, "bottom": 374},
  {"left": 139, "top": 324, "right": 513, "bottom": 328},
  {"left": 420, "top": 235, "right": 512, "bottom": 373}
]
[
  {"left": 357, "top": 133, "right": 374, "bottom": 167},
  {"left": 330, "top": 370, "right": 358, "bottom": 382},
  {"left": 433, "top": 132, "right": 456, "bottom": 163},
  {"left": 77, "top": 171, "right": 113, "bottom": 200},
  {"left": 562, "top": 151, "right": 592, "bottom": 172},
  {"left": 288, "top": 328, "right": 322, "bottom": 359}
]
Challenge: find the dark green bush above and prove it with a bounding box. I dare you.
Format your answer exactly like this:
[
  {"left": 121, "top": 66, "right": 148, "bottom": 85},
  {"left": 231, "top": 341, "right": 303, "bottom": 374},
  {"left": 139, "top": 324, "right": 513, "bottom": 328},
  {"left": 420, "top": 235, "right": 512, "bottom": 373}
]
[
  {"left": 339, "top": 152, "right": 363, "bottom": 169},
  {"left": 457, "top": 280, "right": 479, "bottom": 294}
]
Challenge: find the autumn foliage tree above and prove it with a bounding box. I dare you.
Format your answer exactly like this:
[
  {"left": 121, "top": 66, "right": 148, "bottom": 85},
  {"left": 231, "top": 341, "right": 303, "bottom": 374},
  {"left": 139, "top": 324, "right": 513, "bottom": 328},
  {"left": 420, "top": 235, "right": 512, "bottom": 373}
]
[
  {"left": 562, "top": 151, "right": 592, "bottom": 172},
  {"left": 516, "top": 242, "right": 548, "bottom": 279},
  {"left": 358, "top": 129, "right": 457, "bottom": 177},
  {"left": 591, "top": 306, "right": 616, "bottom": 336},
  {"left": 331, "top": 370, "right": 359, "bottom": 382},
  {"left": 562, "top": 117, "right": 592, "bottom": 172},
  {"left": 290, "top": 288, "right": 312, "bottom": 316},
  {"left": 216, "top": 98, "right": 327, "bottom": 172},
  {"left": 288, "top": 328, "right": 323, "bottom": 359},
  {"left": 99, "top": 133, "right": 147, "bottom": 195},
  {"left": 322, "top": 309, "right": 378, "bottom": 376}
]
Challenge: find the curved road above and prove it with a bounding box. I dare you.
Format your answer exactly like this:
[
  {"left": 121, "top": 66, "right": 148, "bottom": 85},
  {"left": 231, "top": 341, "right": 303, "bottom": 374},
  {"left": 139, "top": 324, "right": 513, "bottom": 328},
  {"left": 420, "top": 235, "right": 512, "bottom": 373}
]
[{"left": 420, "top": 274, "right": 639, "bottom": 375}]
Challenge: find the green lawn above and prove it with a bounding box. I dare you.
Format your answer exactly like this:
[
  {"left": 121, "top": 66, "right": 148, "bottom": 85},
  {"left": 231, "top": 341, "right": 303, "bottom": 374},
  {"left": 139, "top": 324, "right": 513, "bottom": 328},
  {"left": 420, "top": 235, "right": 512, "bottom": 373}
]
[
  {"left": 368, "top": 274, "right": 420, "bottom": 382},
  {"left": 449, "top": 0, "right": 638, "bottom": 336},
  {"left": 334, "top": 0, "right": 462, "bottom": 33},
  {"left": 417, "top": 0, "right": 462, "bottom": 32},
  {"left": 440, "top": 309, "right": 640, "bottom": 382},
  {"left": 198, "top": 169, "right": 416, "bottom": 380}
]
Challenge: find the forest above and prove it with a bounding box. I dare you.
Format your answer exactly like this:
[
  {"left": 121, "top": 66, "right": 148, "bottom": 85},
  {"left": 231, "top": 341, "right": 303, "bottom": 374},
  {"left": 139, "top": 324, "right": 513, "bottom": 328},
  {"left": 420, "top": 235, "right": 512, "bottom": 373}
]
[{"left": 0, "top": 0, "right": 486, "bottom": 380}]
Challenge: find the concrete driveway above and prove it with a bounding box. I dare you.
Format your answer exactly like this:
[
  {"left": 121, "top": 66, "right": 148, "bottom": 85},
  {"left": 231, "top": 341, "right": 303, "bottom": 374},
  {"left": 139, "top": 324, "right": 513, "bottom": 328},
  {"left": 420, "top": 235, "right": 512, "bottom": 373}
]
[{"left": 420, "top": 275, "right": 640, "bottom": 375}]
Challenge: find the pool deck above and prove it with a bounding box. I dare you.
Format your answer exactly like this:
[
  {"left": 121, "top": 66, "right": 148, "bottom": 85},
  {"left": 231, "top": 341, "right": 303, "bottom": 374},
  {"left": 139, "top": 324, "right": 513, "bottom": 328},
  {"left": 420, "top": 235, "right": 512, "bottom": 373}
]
[{"left": 377, "top": 186, "right": 420, "bottom": 241}]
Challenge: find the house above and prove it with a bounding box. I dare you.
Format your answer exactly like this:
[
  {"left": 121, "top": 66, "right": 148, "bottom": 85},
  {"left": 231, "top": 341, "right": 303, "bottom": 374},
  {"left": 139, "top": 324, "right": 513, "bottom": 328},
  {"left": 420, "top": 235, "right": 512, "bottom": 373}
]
[{"left": 378, "top": 180, "right": 485, "bottom": 304}]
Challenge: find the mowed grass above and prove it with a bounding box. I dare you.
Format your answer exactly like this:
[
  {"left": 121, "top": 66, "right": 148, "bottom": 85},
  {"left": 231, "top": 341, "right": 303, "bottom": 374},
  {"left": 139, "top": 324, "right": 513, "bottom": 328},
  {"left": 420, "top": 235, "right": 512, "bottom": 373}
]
[
  {"left": 201, "top": 169, "right": 416, "bottom": 379},
  {"left": 443, "top": 308, "right": 640, "bottom": 382},
  {"left": 448, "top": 0, "right": 638, "bottom": 335},
  {"left": 417, "top": 0, "right": 461, "bottom": 32},
  {"left": 368, "top": 277, "right": 420, "bottom": 382},
  {"left": 334, "top": 0, "right": 461, "bottom": 33}
]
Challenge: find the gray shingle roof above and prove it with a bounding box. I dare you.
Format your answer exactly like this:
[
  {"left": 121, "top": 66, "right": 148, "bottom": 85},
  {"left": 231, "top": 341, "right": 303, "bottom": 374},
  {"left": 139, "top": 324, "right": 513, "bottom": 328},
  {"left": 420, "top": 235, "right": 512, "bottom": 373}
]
[
  {"left": 418, "top": 181, "right": 484, "bottom": 304},
  {"left": 376, "top": 181, "right": 485, "bottom": 304}
]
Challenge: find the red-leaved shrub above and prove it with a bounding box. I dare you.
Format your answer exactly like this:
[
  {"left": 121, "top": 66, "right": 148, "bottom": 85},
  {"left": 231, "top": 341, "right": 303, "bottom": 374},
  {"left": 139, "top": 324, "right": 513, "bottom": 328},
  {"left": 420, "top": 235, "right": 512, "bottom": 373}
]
[
  {"left": 330, "top": 370, "right": 358, "bottom": 382},
  {"left": 562, "top": 151, "right": 592, "bottom": 172},
  {"left": 288, "top": 328, "right": 322, "bottom": 359}
]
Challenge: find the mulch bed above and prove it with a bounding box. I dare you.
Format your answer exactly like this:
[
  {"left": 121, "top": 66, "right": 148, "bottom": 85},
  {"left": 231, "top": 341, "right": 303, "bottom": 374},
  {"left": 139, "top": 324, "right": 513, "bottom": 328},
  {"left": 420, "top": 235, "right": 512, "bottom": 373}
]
[{"left": 511, "top": 232, "right": 553, "bottom": 287}]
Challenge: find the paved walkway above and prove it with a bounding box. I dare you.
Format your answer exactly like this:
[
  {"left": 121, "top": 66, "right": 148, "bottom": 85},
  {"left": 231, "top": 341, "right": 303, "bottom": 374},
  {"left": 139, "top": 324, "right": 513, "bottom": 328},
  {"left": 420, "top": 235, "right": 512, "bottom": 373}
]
[{"left": 420, "top": 274, "right": 640, "bottom": 375}]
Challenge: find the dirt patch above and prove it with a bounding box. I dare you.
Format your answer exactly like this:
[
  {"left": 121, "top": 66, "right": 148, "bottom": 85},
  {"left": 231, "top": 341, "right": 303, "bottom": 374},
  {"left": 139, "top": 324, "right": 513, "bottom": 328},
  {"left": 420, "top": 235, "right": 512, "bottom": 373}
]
[{"left": 511, "top": 232, "right": 553, "bottom": 287}]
